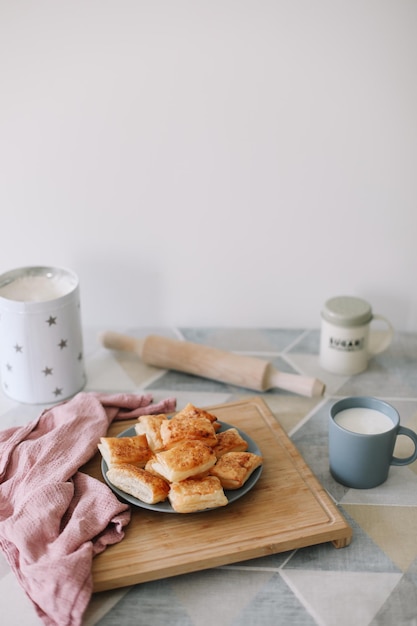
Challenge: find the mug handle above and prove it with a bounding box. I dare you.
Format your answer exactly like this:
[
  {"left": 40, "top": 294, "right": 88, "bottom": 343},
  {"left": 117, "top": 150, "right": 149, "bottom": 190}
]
[
  {"left": 368, "top": 314, "right": 394, "bottom": 356},
  {"left": 391, "top": 426, "right": 417, "bottom": 466}
]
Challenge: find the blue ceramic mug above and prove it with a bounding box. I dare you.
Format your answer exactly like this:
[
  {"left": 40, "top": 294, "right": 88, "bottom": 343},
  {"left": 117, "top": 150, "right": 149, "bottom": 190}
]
[{"left": 329, "top": 396, "right": 417, "bottom": 489}]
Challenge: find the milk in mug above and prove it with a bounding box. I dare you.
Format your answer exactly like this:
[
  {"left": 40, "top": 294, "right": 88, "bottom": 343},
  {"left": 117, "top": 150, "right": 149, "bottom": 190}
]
[{"left": 334, "top": 407, "right": 393, "bottom": 435}]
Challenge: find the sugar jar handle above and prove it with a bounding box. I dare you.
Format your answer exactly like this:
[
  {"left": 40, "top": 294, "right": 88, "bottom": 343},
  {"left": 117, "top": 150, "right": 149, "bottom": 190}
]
[{"left": 368, "top": 314, "right": 394, "bottom": 356}]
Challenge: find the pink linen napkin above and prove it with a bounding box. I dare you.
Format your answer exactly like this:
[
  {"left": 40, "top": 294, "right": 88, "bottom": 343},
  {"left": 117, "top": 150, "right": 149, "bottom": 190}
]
[{"left": 0, "top": 391, "right": 177, "bottom": 626}]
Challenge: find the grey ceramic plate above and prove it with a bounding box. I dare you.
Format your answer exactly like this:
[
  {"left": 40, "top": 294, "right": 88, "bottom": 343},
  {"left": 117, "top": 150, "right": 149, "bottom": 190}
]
[{"left": 101, "top": 421, "right": 263, "bottom": 513}]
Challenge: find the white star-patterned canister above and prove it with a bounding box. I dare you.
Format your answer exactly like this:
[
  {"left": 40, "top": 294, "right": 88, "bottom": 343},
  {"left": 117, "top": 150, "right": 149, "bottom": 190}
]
[{"left": 0, "top": 266, "right": 86, "bottom": 404}]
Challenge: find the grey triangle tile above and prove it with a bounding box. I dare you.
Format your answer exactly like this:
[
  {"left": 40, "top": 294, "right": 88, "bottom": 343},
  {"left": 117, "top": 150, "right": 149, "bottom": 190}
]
[
  {"left": 179, "top": 327, "right": 306, "bottom": 352},
  {"left": 283, "top": 508, "right": 401, "bottom": 573},
  {"left": 282, "top": 570, "right": 402, "bottom": 626},
  {"left": 370, "top": 571, "right": 417, "bottom": 625},
  {"left": 407, "top": 555, "right": 417, "bottom": 582},
  {"left": 95, "top": 578, "right": 193, "bottom": 626},
  {"left": 340, "top": 467, "right": 417, "bottom": 506},
  {"left": 231, "top": 571, "right": 317, "bottom": 626},
  {"left": 170, "top": 568, "right": 274, "bottom": 626},
  {"left": 84, "top": 588, "right": 131, "bottom": 625}
]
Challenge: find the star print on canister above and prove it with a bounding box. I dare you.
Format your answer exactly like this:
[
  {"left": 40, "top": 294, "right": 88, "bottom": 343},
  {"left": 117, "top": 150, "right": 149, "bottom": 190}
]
[{"left": 0, "top": 266, "right": 86, "bottom": 403}]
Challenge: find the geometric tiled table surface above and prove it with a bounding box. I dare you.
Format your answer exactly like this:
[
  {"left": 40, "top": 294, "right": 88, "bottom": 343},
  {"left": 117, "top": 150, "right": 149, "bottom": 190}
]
[{"left": 1, "top": 327, "right": 416, "bottom": 626}]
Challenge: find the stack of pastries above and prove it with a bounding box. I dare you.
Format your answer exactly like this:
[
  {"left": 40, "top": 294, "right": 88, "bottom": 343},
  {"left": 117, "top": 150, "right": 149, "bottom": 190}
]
[{"left": 98, "top": 403, "right": 263, "bottom": 513}]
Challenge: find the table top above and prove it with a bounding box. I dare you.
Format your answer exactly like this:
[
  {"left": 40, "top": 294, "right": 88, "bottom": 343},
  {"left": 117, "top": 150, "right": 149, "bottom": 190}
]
[{"left": 1, "top": 327, "right": 416, "bottom": 626}]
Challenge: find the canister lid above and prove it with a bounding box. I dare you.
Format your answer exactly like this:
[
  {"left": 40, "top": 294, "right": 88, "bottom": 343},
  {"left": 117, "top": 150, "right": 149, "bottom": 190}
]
[{"left": 321, "top": 296, "right": 372, "bottom": 327}]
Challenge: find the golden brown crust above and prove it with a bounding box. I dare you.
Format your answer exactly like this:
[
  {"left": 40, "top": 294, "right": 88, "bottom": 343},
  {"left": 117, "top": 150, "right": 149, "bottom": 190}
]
[
  {"left": 145, "top": 440, "right": 217, "bottom": 482},
  {"left": 168, "top": 476, "right": 228, "bottom": 513},
  {"left": 160, "top": 416, "right": 218, "bottom": 449},
  {"left": 134, "top": 414, "right": 168, "bottom": 451},
  {"left": 106, "top": 464, "right": 170, "bottom": 504},
  {"left": 98, "top": 434, "right": 151, "bottom": 468},
  {"left": 210, "top": 451, "right": 263, "bottom": 489},
  {"left": 173, "top": 403, "right": 221, "bottom": 430},
  {"left": 213, "top": 428, "right": 249, "bottom": 458}
]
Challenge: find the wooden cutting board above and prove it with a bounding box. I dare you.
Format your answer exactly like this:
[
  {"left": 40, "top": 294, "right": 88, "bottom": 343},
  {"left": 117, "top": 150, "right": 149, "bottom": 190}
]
[{"left": 83, "top": 396, "right": 352, "bottom": 592}]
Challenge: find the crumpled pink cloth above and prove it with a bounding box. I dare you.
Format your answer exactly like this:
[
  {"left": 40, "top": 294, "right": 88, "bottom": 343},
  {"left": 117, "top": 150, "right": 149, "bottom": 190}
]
[{"left": 0, "top": 391, "right": 176, "bottom": 626}]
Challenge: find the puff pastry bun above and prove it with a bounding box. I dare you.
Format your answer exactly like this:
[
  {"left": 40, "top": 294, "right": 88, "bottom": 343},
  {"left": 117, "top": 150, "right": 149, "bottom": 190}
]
[
  {"left": 210, "top": 451, "right": 263, "bottom": 489},
  {"left": 106, "top": 463, "right": 170, "bottom": 504},
  {"left": 145, "top": 440, "right": 217, "bottom": 483},
  {"left": 134, "top": 414, "right": 168, "bottom": 452},
  {"left": 160, "top": 416, "right": 218, "bottom": 449},
  {"left": 168, "top": 476, "right": 228, "bottom": 513},
  {"left": 98, "top": 433, "right": 151, "bottom": 468},
  {"left": 174, "top": 403, "right": 221, "bottom": 431},
  {"left": 213, "top": 428, "right": 249, "bottom": 458}
]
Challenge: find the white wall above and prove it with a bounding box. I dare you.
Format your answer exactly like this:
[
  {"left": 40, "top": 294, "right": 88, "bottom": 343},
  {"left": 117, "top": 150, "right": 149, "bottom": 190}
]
[{"left": 1, "top": 1, "right": 416, "bottom": 332}]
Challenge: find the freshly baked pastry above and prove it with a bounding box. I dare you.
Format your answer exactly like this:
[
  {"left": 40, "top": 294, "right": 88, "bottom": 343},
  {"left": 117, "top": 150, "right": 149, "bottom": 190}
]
[
  {"left": 134, "top": 413, "right": 168, "bottom": 451},
  {"left": 213, "top": 428, "right": 249, "bottom": 458},
  {"left": 145, "top": 440, "right": 217, "bottom": 482},
  {"left": 98, "top": 433, "right": 151, "bottom": 468},
  {"left": 173, "top": 403, "right": 221, "bottom": 431},
  {"left": 160, "top": 416, "right": 218, "bottom": 449},
  {"left": 168, "top": 476, "right": 228, "bottom": 513},
  {"left": 210, "top": 451, "right": 263, "bottom": 489},
  {"left": 106, "top": 464, "right": 170, "bottom": 504},
  {"left": 101, "top": 403, "right": 262, "bottom": 513}
]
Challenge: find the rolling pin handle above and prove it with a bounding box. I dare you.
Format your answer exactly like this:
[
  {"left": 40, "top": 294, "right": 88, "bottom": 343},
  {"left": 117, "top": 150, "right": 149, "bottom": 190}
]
[
  {"left": 264, "top": 365, "right": 325, "bottom": 397},
  {"left": 99, "top": 331, "right": 144, "bottom": 355}
]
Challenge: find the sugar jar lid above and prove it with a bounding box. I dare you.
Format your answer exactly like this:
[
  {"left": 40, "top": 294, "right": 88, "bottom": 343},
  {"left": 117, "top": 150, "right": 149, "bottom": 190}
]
[{"left": 321, "top": 296, "right": 373, "bottom": 327}]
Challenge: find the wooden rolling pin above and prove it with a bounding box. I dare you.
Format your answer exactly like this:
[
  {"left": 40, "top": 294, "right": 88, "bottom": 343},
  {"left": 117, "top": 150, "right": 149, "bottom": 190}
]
[{"left": 100, "top": 331, "right": 325, "bottom": 398}]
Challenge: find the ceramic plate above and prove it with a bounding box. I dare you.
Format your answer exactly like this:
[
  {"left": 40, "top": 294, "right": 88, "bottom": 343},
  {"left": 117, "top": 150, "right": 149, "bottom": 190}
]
[{"left": 101, "top": 421, "right": 263, "bottom": 513}]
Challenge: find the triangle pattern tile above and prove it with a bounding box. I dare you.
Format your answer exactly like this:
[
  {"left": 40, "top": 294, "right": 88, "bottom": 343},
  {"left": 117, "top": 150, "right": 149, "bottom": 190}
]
[
  {"left": 285, "top": 507, "right": 400, "bottom": 573},
  {"left": 408, "top": 554, "right": 417, "bottom": 576},
  {"left": 260, "top": 394, "right": 323, "bottom": 435},
  {"left": 281, "top": 353, "right": 350, "bottom": 395},
  {"left": 343, "top": 504, "right": 417, "bottom": 572},
  {"left": 370, "top": 568, "right": 417, "bottom": 625},
  {"left": 228, "top": 571, "right": 318, "bottom": 626},
  {"left": 340, "top": 466, "right": 417, "bottom": 506},
  {"left": 95, "top": 578, "right": 194, "bottom": 626},
  {"left": 114, "top": 351, "right": 169, "bottom": 387},
  {"left": 144, "top": 368, "right": 256, "bottom": 395},
  {"left": 84, "top": 588, "right": 131, "bottom": 626},
  {"left": 170, "top": 568, "right": 274, "bottom": 626},
  {"left": 84, "top": 351, "right": 138, "bottom": 392},
  {"left": 334, "top": 360, "right": 416, "bottom": 398},
  {"left": 281, "top": 570, "right": 402, "bottom": 626},
  {"left": 179, "top": 327, "right": 305, "bottom": 352},
  {"left": 286, "top": 329, "right": 320, "bottom": 354}
]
